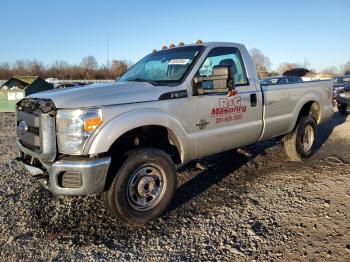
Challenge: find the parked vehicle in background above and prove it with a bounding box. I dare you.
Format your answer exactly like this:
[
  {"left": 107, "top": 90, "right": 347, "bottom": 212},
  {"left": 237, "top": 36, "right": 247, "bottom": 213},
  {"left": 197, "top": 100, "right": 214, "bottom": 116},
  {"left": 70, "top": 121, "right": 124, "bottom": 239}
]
[
  {"left": 261, "top": 76, "right": 303, "bottom": 85},
  {"left": 336, "top": 83, "right": 350, "bottom": 114},
  {"left": 15, "top": 41, "right": 333, "bottom": 225},
  {"left": 333, "top": 76, "right": 350, "bottom": 98},
  {"left": 54, "top": 82, "right": 90, "bottom": 89},
  {"left": 282, "top": 68, "right": 310, "bottom": 77}
]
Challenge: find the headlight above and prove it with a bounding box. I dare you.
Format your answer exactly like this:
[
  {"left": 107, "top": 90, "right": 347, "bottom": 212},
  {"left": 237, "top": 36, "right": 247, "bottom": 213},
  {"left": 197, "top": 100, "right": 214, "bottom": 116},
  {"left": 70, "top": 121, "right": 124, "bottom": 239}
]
[{"left": 56, "top": 108, "right": 102, "bottom": 155}]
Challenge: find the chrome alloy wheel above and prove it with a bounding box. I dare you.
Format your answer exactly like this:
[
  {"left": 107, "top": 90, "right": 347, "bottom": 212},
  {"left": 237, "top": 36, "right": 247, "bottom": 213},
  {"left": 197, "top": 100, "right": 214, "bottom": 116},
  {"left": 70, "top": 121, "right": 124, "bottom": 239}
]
[
  {"left": 127, "top": 164, "right": 167, "bottom": 211},
  {"left": 302, "top": 124, "right": 315, "bottom": 152}
]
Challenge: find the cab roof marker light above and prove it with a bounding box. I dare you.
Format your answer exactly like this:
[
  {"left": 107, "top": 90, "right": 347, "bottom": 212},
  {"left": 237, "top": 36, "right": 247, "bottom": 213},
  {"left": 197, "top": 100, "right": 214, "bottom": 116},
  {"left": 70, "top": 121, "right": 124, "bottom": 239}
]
[
  {"left": 152, "top": 49, "right": 157, "bottom": 53},
  {"left": 178, "top": 41, "right": 185, "bottom": 47},
  {"left": 169, "top": 43, "right": 175, "bottom": 48},
  {"left": 161, "top": 45, "right": 167, "bottom": 50},
  {"left": 196, "top": 39, "right": 203, "bottom": 45}
]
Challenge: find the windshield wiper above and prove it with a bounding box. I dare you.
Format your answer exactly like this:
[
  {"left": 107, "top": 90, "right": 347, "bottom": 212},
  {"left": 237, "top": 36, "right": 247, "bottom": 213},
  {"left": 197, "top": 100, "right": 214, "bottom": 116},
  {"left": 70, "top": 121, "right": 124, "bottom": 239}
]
[{"left": 128, "top": 78, "right": 160, "bottom": 86}]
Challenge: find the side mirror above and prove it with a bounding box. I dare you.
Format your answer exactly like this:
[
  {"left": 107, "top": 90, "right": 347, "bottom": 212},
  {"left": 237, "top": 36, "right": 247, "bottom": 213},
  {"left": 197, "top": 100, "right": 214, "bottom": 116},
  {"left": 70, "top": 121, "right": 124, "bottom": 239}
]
[{"left": 194, "top": 65, "right": 235, "bottom": 95}]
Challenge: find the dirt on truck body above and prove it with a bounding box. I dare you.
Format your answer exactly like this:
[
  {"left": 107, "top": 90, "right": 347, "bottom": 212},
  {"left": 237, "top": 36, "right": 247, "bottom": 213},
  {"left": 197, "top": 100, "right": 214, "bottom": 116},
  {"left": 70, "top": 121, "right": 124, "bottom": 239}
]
[{"left": 0, "top": 111, "right": 349, "bottom": 261}]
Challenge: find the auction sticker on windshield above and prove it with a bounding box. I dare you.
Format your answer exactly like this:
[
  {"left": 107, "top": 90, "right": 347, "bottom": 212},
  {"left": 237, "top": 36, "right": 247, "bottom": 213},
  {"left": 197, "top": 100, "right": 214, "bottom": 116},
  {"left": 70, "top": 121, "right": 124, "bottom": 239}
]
[{"left": 169, "top": 59, "right": 190, "bottom": 65}]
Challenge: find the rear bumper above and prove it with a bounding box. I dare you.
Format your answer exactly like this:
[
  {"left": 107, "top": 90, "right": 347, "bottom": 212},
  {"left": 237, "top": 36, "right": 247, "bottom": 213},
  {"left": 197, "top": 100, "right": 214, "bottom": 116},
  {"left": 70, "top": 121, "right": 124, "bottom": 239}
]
[{"left": 16, "top": 140, "right": 111, "bottom": 196}]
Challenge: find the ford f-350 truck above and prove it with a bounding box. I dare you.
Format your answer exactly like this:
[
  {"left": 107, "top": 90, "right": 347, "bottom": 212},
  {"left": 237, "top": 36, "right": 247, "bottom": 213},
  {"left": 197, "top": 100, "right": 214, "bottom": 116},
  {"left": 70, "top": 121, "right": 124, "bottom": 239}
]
[{"left": 16, "top": 42, "right": 333, "bottom": 225}]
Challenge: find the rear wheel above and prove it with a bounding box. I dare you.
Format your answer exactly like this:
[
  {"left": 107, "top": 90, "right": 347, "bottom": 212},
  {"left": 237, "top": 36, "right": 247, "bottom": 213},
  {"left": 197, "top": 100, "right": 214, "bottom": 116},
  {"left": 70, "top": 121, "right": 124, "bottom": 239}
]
[
  {"left": 102, "top": 148, "right": 177, "bottom": 225},
  {"left": 283, "top": 116, "right": 317, "bottom": 161}
]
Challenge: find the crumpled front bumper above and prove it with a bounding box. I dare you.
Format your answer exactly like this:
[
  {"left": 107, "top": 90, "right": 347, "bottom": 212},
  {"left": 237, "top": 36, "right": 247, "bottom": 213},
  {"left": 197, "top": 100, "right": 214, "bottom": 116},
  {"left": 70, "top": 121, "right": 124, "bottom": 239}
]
[{"left": 16, "top": 140, "right": 111, "bottom": 196}]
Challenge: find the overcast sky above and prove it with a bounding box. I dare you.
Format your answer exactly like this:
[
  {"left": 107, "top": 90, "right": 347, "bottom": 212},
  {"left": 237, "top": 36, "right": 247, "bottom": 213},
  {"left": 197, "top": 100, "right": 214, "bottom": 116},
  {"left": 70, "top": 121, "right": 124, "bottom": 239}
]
[{"left": 0, "top": 0, "right": 349, "bottom": 71}]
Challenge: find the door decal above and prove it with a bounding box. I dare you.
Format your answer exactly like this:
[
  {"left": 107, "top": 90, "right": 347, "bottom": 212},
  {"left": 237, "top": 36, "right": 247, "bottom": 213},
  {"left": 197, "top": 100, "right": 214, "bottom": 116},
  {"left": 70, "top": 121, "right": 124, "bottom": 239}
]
[{"left": 211, "top": 96, "right": 247, "bottom": 124}]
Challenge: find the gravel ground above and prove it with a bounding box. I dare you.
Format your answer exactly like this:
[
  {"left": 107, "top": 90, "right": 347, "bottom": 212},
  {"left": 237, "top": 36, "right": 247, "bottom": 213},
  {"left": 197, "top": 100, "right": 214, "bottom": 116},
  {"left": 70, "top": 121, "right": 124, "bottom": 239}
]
[{"left": 0, "top": 111, "right": 349, "bottom": 261}]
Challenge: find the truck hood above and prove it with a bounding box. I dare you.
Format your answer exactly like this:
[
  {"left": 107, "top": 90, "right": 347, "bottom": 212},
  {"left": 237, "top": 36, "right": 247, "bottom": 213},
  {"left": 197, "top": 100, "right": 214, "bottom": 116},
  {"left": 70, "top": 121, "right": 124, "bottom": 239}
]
[{"left": 31, "top": 82, "right": 165, "bottom": 108}]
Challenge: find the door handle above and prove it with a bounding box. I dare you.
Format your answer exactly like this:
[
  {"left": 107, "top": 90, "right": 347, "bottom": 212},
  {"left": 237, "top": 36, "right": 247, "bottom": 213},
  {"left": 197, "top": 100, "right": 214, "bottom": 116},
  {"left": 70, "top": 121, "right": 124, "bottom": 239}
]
[{"left": 250, "top": 93, "right": 257, "bottom": 107}]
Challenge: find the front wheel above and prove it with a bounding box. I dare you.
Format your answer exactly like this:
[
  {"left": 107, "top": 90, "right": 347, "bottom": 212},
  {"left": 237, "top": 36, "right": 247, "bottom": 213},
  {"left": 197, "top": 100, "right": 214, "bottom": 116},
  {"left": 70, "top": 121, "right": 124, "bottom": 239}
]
[
  {"left": 102, "top": 148, "right": 177, "bottom": 225},
  {"left": 283, "top": 116, "right": 317, "bottom": 161}
]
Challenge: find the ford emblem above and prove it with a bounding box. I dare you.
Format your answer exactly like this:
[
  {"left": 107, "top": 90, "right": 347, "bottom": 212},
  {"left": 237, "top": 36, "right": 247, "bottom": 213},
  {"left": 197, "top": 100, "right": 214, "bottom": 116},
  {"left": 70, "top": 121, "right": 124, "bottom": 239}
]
[{"left": 18, "top": 120, "right": 28, "bottom": 135}]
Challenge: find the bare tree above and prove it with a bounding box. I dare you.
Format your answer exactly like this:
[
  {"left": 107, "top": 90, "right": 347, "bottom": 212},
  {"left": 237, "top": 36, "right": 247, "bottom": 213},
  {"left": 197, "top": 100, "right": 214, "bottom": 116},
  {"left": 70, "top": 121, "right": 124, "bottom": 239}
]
[
  {"left": 0, "top": 56, "right": 133, "bottom": 80},
  {"left": 277, "top": 63, "right": 298, "bottom": 74},
  {"left": 80, "top": 56, "right": 98, "bottom": 79},
  {"left": 12, "top": 59, "right": 31, "bottom": 75},
  {"left": 249, "top": 48, "right": 271, "bottom": 78},
  {"left": 81, "top": 56, "right": 98, "bottom": 70},
  {"left": 268, "top": 70, "right": 280, "bottom": 77},
  {"left": 48, "top": 60, "right": 70, "bottom": 79},
  {"left": 343, "top": 60, "right": 350, "bottom": 75},
  {"left": 0, "top": 63, "right": 11, "bottom": 80},
  {"left": 28, "top": 59, "right": 44, "bottom": 75},
  {"left": 111, "top": 60, "right": 129, "bottom": 77},
  {"left": 321, "top": 66, "right": 339, "bottom": 75}
]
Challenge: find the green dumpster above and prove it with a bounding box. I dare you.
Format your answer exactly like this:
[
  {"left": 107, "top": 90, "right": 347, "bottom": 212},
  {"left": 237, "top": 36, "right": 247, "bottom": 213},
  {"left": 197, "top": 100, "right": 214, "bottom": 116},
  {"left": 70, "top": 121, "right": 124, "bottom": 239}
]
[
  {"left": 0, "top": 90, "right": 25, "bottom": 112},
  {"left": 0, "top": 76, "right": 54, "bottom": 112}
]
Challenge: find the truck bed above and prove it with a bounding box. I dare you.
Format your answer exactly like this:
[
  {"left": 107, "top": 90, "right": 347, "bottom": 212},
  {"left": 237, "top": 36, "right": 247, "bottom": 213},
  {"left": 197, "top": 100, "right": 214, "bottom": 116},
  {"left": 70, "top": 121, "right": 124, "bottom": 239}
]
[{"left": 260, "top": 80, "right": 333, "bottom": 141}]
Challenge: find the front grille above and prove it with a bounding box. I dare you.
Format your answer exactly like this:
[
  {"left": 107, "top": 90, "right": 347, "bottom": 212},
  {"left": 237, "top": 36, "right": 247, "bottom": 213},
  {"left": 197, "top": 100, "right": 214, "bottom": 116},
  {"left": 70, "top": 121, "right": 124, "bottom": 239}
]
[
  {"left": 16, "top": 98, "right": 57, "bottom": 162},
  {"left": 28, "top": 126, "right": 39, "bottom": 135},
  {"left": 20, "top": 141, "right": 40, "bottom": 152},
  {"left": 16, "top": 121, "right": 39, "bottom": 135},
  {"left": 17, "top": 111, "right": 41, "bottom": 153}
]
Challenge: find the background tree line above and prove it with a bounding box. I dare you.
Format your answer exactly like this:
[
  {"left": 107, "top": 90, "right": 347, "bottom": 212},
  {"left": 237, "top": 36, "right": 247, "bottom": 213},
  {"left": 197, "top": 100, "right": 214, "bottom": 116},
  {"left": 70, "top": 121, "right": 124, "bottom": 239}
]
[
  {"left": 249, "top": 48, "right": 350, "bottom": 79},
  {"left": 0, "top": 51, "right": 349, "bottom": 80},
  {"left": 0, "top": 56, "right": 132, "bottom": 80}
]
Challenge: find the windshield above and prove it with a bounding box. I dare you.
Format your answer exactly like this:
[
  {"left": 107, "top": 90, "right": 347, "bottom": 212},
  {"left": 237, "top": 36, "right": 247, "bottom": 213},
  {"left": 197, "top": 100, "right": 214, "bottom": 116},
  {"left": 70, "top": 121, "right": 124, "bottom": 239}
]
[
  {"left": 334, "top": 77, "right": 350, "bottom": 84},
  {"left": 118, "top": 46, "right": 204, "bottom": 85}
]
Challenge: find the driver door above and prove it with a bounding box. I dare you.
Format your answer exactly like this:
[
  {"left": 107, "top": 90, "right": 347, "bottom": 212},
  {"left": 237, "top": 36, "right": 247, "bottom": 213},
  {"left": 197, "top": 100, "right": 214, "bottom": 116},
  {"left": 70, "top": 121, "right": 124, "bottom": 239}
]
[{"left": 186, "top": 46, "right": 263, "bottom": 159}]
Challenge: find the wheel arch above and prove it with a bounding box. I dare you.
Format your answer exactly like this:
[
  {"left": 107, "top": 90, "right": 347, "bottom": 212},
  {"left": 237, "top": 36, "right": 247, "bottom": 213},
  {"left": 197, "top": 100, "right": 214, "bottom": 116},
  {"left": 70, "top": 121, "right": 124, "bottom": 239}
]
[
  {"left": 86, "top": 109, "right": 192, "bottom": 164},
  {"left": 288, "top": 92, "right": 321, "bottom": 132}
]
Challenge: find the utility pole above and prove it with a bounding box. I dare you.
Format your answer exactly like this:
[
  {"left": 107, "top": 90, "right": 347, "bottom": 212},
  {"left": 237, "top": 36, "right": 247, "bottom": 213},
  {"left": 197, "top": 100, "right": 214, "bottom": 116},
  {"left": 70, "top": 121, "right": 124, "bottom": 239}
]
[{"left": 107, "top": 35, "right": 110, "bottom": 69}]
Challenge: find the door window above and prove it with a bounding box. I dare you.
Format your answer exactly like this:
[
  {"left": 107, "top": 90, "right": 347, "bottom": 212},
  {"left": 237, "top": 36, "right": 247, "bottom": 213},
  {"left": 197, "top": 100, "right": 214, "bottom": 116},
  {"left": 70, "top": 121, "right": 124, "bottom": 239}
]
[{"left": 198, "top": 47, "right": 249, "bottom": 90}]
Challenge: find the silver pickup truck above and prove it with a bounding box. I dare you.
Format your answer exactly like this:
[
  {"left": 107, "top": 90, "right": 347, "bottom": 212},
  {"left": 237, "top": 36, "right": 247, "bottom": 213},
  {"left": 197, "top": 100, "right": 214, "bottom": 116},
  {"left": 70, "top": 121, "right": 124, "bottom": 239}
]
[{"left": 16, "top": 42, "right": 333, "bottom": 225}]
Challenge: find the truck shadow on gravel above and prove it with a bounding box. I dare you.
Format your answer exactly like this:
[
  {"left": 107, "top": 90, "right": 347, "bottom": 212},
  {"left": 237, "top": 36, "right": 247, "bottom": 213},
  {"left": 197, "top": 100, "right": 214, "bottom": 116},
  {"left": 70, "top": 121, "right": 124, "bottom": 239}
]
[
  {"left": 167, "top": 141, "right": 282, "bottom": 214},
  {"left": 167, "top": 112, "right": 347, "bottom": 213},
  {"left": 314, "top": 111, "right": 347, "bottom": 151}
]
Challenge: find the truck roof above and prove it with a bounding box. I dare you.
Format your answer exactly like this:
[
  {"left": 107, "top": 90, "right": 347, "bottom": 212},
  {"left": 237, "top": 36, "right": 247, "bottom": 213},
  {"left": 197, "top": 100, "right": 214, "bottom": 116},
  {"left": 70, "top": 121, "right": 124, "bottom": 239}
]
[
  {"left": 154, "top": 42, "right": 244, "bottom": 52},
  {"left": 200, "top": 41, "right": 243, "bottom": 47}
]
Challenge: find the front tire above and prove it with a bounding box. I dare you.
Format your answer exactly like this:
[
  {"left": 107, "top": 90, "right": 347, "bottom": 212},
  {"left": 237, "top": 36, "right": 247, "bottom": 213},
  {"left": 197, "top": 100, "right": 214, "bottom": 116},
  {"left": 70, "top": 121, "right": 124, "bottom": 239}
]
[
  {"left": 102, "top": 148, "right": 177, "bottom": 225},
  {"left": 283, "top": 116, "right": 317, "bottom": 161}
]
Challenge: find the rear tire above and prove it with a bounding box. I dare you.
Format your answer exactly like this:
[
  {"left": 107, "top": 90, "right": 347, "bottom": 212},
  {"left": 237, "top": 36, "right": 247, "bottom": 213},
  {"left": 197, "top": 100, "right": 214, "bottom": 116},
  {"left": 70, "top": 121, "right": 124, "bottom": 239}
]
[
  {"left": 283, "top": 116, "right": 317, "bottom": 161},
  {"left": 102, "top": 148, "right": 177, "bottom": 225}
]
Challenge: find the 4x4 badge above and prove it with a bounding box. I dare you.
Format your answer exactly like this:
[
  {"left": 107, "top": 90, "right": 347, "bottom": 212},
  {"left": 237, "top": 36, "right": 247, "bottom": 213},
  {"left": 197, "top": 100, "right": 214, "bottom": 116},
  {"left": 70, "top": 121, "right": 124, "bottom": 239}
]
[{"left": 196, "top": 119, "right": 210, "bottom": 129}]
